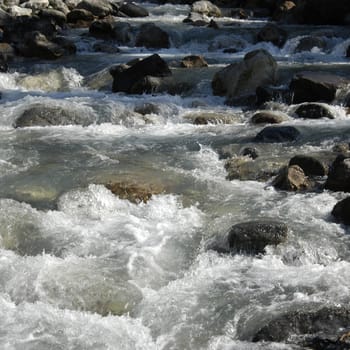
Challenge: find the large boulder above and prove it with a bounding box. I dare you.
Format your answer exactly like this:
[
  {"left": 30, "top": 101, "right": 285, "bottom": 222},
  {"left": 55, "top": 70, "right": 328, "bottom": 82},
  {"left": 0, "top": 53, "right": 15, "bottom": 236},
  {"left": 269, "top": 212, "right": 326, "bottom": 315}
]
[
  {"left": 294, "top": 103, "right": 335, "bottom": 119},
  {"left": 135, "top": 23, "right": 170, "bottom": 49},
  {"left": 14, "top": 104, "right": 96, "bottom": 127},
  {"left": 272, "top": 165, "right": 312, "bottom": 191},
  {"left": 118, "top": 2, "right": 148, "bottom": 17},
  {"left": 212, "top": 49, "right": 277, "bottom": 100},
  {"left": 290, "top": 71, "right": 349, "bottom": 104},
  {"left": 254, "top": 125, "right": 300, "bottom": 143},
  {"left": 257, "top": 23, "right": 287, "bottom": 48},
  {"left": 332, "top": 197, "right": 350, "bottom": 225},
  {"left": 289, "top": 155, "right": 327, "bottom": 177},
  {"left": 207, "top": 220, "right": 288, "bottom": 255},
  {"left": 89, "top": 19, "right": 114, "bottom": 38},
  {"left": 111, "top": 54, "right": 172, "bottom": 94},
  {"left": 76, "top": 0, "right": 115, "bottom": 17},
  {"left": 191, "top": 0, "right": 221, "bottom": 17},
  {"left": 325, "top": 155, "right": 350, "bottom": 192},
  {"left": 253, "top": 306, "right": 350, "bottom": 343}
]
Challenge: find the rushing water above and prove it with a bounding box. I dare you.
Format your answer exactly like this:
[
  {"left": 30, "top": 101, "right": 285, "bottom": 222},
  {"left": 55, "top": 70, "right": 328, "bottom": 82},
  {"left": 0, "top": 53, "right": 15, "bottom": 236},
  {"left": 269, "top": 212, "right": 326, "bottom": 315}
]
[{"left": 1, "top": 2, "right": 350, "bottom": 349}]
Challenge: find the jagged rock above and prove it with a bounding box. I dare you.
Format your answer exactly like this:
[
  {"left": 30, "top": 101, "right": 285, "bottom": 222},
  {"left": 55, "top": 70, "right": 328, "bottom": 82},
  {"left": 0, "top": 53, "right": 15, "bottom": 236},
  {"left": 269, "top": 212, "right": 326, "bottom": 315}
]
[
  {"left": 254, "top": 126, "right": 300, "bottom": 143},
  {"left": 272, "top": 165, "right": 311, "bottom": 191},
  {"left": 89, "top": 19, "right": 114, "bottom": 38},
  {"left": 289, "top": 155, "right": 327, "bottom": 176},
  {"left": 105, "top": 181, "right": 163, "bottom": 203},
  {"left": 257, "top": 23, "right": 287, "bottom": 48},
  {"left": 67, "top": 8, "right": 94, "bottom": 24},
  {"left": 251, "top": 110, "right": 287, "bottom": 124},
  {"left": 290, "top": 71, "right": 349, "bottom": 104},
  {"left": 209, "top": 220, "right": 288, "bottom": 255},
  {"left": 332, "top": 197, "right": 350, "bottom": 225},
  {"left": 76, "top": 0, "right": 114, "bottom": 17},
  {"left": 119, "top": 2, "right": 148, "bottom": 17},
  {"left": 294, "top": 103, "right": 335, "bottom": 119},
  {"left": 191, "top": 0, "right": 221, "bottom": 17},
  {"left": 111, "top": 54, "right": 172, "bottom": 94},
  {"left": 253, "top": 305, "right": 350, "bottom": 343},
  {"left": 241, "top": 147, "right": 259, "bottom": 159},
  {"left": 14, "top": 104, "right": 96, "bottom": 127},
  {"left": 180, "top": 55, "right": 208, "bottom": 68},
  {"left": 212, "top": 49, "right": 277, "bottom": 100},
  {"left": 295, "top": 36, "right": 327, "bottom": 53},
  {"left": 325, "top": 155, "right": 350, "bottom": 192},
  {"left": 135, "top": 23, "right": 170, "bottom": 49}
]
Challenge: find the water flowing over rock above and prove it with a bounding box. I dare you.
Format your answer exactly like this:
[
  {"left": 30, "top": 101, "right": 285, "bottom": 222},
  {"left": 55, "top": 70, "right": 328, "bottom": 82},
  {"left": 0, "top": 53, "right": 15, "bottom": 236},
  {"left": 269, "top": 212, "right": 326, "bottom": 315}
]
[
  {"left": 294, "top": 103, "right": 335, "bottom": 119},
  {"left": 111, "top": 54, "right": 172, "bottom": 94},
  {"left": 254, "top": 125, "right": 300, "bottom": 143},
  {"left": 290, "top": 72, "right": 349, "bottom": 104},
  {"left": 251, "top": 110, "right": 287, "bottom": 124},
  {"left": 332, "top": 197, "right": 350, "bottom": 226},
  {"left": 272, "top": 165, "right": 312, "bottom": 191},
  {"left": 325, "top": 155, "right": 350, "bottom": 192},
  {"left": 295, "top": 36, "right": 327, "bottom": 53},
  {"left": 257, "top": 23, "right": 287, "bottom": 47},
  {"left": 212, "top": 49, "right": 277, "bottom": 101}
]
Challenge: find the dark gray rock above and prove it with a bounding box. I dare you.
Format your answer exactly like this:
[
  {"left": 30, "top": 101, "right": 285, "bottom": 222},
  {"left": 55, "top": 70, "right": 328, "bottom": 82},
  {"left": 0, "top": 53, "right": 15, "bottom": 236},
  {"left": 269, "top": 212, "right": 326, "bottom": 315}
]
[
  {"left": 52, "top": 36, "right": 76, "bottom": 55},
  {"left": 67, "top": 8, "right": 94, "bottom": 24},
  {"left": 112, "top": 22, "right": 134, "bottom": 44},
  {"left": 14, "top": 104, "right": 96, "bottom": 127},
  {"left": 111, "top": 54, "right": 171, "bottom": 94},
  {"left": 256, "top": 85, "right": 292, "bottom": 106},
  {"left": 76, "top": 0, "right": 114, "bottom": 17},
  {"left": 272, "top": 165, "right": 312, "bottom": 191},
  {"left": 89, "top": 19, "right": 114, "bottom": 38},
  {"left": 325, "top": 155, "right": 350, "bottom": 192},
  {"left": 332, "top": 197, "right": 350, "bottom": 225},
  {"left": 253, "top": 306, "right": 350, "bottom": 343},
  {"left": 289, "top": 155, "right": 327, "bottom": 176},
  {"left": 240, "top": 147, "right": 259, "bottom": 159},
  {"left": 290, "top": 71, "right": 349, "bottom": 104},
  {"left": 294, "top": 103, "right": 335, "bottom": 119},
  {"left": 295, "top": 36, "right": 326, "bottom": 53},
  {"left": 39, "top": 8, "right": 67, "bottom": 27},
  {"left": 257, "top": 23, "right": 287, "bottom": 47},
  {"left": 254, "top": 126, "right": 300, "bottom": 143},
  {"left": 135, "top": 23, "right": 170, "bottom": 49},
  {"left": 119, "top": 2, "right": 148, "bottom": 17}
]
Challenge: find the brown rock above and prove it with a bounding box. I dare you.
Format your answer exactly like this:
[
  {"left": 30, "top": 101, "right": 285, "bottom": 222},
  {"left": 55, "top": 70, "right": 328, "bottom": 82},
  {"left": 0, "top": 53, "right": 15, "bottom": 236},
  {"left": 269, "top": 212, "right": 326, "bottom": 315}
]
[
  {"left": 272, "top": 165, "right": 312, "bottom": 191},
  {"left": 180, "top": 55, "right": 208, "bottom": 68},
  {"left": 251, "top": 110, "right": 286, "bottom": 124}
]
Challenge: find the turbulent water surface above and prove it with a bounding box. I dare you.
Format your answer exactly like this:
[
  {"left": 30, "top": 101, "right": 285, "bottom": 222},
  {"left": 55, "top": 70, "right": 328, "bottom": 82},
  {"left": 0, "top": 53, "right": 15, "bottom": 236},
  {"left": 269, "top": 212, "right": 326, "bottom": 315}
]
[{"left": 1, "top": 2, "right": 350, "bottom": 349}]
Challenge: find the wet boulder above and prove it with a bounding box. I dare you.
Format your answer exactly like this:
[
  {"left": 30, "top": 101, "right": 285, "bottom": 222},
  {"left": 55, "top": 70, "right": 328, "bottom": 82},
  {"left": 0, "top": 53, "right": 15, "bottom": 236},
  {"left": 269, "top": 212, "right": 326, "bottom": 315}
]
[
  {"left": 325, "top": 155, "right": 350, "bottom": 192},
  {"left": 252, "top": 305, "right": 350, "bottom": 343},
  {"left": 272, "top": 165, "right": 312, "bottom": 191},
  {"left": 112, "top": 22, "right": 134, "bottom": 44},
  {"left": 76, "top": 0, "right": 115, "bottom": 17},
  {"left": 89, "top": 19, "right": 114, "bottom": 38},
  {"left": 14, "top": 104, "right": 96, "bottom": 127},
  {"left": 251, "top": 110, "right": 287, "bottom": 124},
  {"left": 184, "top": 112, "right": 239, "bottom": 125},
  {"left": 209, "top": 220, "right": 288, "bottom": 255},
  {"left": 93, "top": 42, "right": 119, "bottom": 53},
  {"left": 257, "top": 23, "right": 287, "bottom": 48},
  {"left": 295, "top": 36, "right": 327, "bottom": 53},
  {"left": 118, "top": 2, "right": 148, "bottom": 17},
  {"left": 289, "top": 155, "right": 327, "bottom": 177},
  {"left": 332, "top": 197, "right": 350, "bottom": 225},
  {"left": 191, "top": 0, "right": 221, "bottom": 17},
  {"left": 67, "top": 8, "right": 94, "bottom": 24},
  {"left": 39, "top": 9, "right": 67, "bottom": 27},
  {"left": 289, "top": 71, "right": 349, "bottom": 104},
  {"left": 256, "top": 85, "right": 291, "bottom": 106},
  {"left": 16, "top": 31, "right": 66, "bottom": 59},
  {"left": 105, "top": 181, "right": 164, "bottom": 203},
  {"left": 111, "top": 54, "right": 172, "bottom": 94},
  {"left": 180, "top": 55, "right": 208, "bottom": 68},
  {"left": 212, "top": 49, "right": 277, "bottom": 100},
  {"left": 254, "top": 125, "right": 300, "bottom": 143},
  {"left": 134, "top": 103, "right": 161, "bottom": 115},
  {"left": 294, "top": 103, "right": 335, "bottom": 119},
  {"left": 183, "top": 12, "right": 210, "bottom": 26},
  {"left": 135, "top": 23, "right": 170, "bottom": 49},
  {"left": 52, "top": 36, "right": 77, "bottom": 55}
]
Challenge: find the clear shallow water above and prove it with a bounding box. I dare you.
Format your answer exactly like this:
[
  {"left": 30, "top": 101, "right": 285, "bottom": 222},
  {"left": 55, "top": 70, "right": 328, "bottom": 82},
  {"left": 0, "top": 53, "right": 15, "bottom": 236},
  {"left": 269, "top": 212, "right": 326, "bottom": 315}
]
[{"left": 1, "top": 2, "right": 350, "bottom": 349}]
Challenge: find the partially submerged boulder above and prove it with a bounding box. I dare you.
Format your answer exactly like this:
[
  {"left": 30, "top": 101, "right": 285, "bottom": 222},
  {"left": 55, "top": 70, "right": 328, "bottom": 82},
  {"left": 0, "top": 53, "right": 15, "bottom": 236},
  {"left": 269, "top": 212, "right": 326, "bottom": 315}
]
[
  {"left": 272, "top": 165, "right": 312, "bottom": 191},
  {"left": 105, "top": 181, "right": 164, "bottom": 203},
  {"left": 332, "top": 197, "right": 350, "bottom": 225},
  {"left": 212, "top": 49, "right": 277, "bottom": 101},
  {"left": 257, "top": 23, "right": 287, "bottom": 48},
  {"left": 295, "top": 36, "right": 327, "bottom": 53},
  {"left": 135, "top": 23, "right": 170, "bottom": 49},
  {"left": 294, "top": 103, "right": 335, "bottom": 119},
  {"left": 119, "top": 2, "right": 148, "bottom": 17},
  {"left": 251, "top": 110, "right": 287, "bottom": 124},
  {"left": 290, "top": 71, "right": 349, "bottom": 104},
  {"left": 325, "top": 155, "right": 350, "bottom": 192},
  {"left": 289, "top": 155, "right": 327, "bottom": 176},
  {"left": 180, "top": 55, "right": 208, "bottom": 68},
  {"left": 254, "top": 126, "right": 300, "bottom": 143},
  {"left": 191, "top": 0, "right": 221, "bottom": 17}
]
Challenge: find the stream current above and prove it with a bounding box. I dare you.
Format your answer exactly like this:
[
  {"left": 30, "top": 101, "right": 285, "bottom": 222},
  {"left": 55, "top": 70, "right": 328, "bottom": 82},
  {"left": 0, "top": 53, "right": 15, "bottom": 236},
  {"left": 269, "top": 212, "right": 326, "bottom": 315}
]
[{"left": 1, "top": 2, "right": 350, "bottom": 349}]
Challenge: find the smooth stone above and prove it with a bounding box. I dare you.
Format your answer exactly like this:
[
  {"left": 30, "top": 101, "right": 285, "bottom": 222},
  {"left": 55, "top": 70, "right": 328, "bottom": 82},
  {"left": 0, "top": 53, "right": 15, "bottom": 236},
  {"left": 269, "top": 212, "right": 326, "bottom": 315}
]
[
  {"left": 135, "top": 23, "right": 170, "bottom": 49},
  {"left": 191, "top": 0, "right": 221, "bottom": 17},
  {"left": 118, "top": 2, "right": 148, "bottom": 17},
  {"left": 251, "top": 110, "right": 287, "bottom": 124},
  {"left": 257, "top": 23, "right": 287, "bottom": 47},
  {"left": 289, "top": 155, "right": 327, "bottom": 176},
  {"left": 294, "top": 103, "right": 335, "bottom": 119},
  {"left": 332, "top": 197, "right": 350, "bottom": 225},
  {"left": 325, "top": 155, "right": 350, "bottom": 192},
  {"left": 254, "top": 126, "right": 300, "bottom": 143}
]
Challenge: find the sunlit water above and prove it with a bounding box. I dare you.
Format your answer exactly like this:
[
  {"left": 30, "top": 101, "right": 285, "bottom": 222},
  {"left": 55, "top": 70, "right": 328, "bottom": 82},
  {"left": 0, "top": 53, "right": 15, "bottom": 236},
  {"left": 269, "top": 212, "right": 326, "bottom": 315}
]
[{"left": 1, "top": 2, "right": 350, "bottom": 349}]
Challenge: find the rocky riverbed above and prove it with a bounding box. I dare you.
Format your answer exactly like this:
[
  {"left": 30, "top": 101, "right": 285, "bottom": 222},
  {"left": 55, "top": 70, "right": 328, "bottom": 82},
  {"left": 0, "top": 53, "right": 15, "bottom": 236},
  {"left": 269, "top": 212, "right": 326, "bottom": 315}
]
[{"left": 1, "top": 0, "right": 350, "bottom": 349}]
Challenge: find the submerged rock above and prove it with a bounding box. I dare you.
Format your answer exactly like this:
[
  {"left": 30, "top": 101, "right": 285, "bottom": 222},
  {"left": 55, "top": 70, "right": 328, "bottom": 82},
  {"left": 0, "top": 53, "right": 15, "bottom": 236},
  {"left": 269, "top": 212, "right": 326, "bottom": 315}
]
[
  {"left": 294, "top": 103, "right": 335, "bottom": 119},
  {"left": 325, "top": 155, "right": 350, "bottom": 192},
  {"left": 289, "top": 155, "right": 327, "bottom": 176},
  {"left": 14, "top": 104, "right": 96, "bottom": 127},
  {"left": 212, "top": 49, "right": 277, "bottom": 101},
  {"left": 105, "top": 181, "right": 164, "bottom": 203},
  {"left": 332, "top": 197, "right": 350, "bottom": 225},
  {"left": 254, "top": 126, "right": 300, "bottom": 143},
  {"left": 253, "top": 305, "right": 350, "bottom": 343},
  {"left": 290, "top": 71, "right": 349, "bottom": 104},
  {"left": 272, "top": 165, "right": 312, "bottom": 191},
  {"left": 209, "top": 220, "right": 288, "bottom": 255},
  {"left": 111, "top": 54, "right": 172, "bottom": 94}
]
